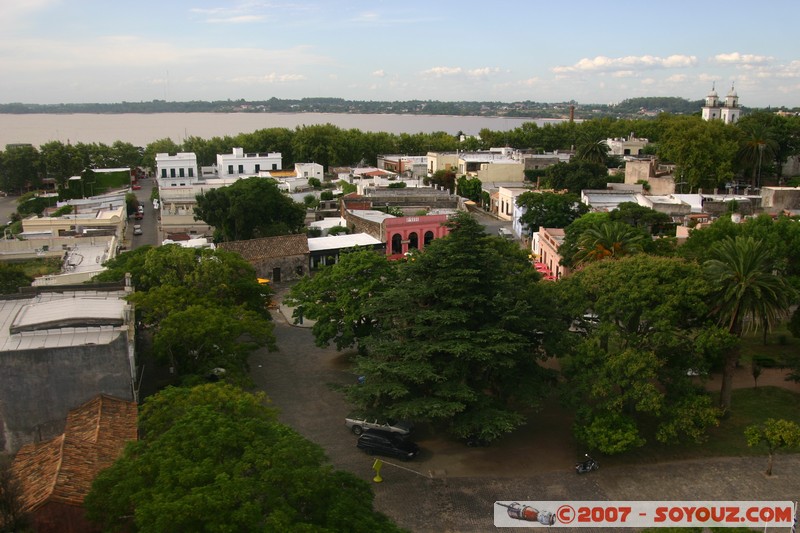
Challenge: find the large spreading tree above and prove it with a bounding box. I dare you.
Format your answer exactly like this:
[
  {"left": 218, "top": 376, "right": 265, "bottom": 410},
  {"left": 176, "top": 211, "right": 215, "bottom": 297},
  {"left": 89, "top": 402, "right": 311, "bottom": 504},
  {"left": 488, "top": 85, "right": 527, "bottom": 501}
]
[
  {"left": 516, "top": 191, "right": 589, "bottom": 237},
  {"left": 346, "top": 212, "right": 568, "bottom": 442},
  {"left": 285, "top": 248, "right": 397, "bottom": 352},
  {"left": 557, "top": 254, "right": 721, "bottom": 454},
  {"left": 194, "top": 176, "right": 306, "bottom": 242},
  {"left": 95, "top": 245, "right": 275, "bottom": 381},
  {"left": 85, "top": 383, "right": 403, "bottom": 533}
]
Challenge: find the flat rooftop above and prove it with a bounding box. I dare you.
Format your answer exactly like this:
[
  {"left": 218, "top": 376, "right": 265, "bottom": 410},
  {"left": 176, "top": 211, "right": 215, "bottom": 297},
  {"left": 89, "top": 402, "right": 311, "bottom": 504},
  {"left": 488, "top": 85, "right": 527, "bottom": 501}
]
[{"left": 307, "top": 233, "right": 383, "bottom": 252}]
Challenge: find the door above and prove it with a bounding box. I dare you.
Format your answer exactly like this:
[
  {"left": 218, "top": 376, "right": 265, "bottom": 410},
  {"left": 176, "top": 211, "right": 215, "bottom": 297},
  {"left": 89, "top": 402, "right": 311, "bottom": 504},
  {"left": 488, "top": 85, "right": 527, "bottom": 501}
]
[{"left": 272, "top": 267, "right": 281, "bottom": 282}]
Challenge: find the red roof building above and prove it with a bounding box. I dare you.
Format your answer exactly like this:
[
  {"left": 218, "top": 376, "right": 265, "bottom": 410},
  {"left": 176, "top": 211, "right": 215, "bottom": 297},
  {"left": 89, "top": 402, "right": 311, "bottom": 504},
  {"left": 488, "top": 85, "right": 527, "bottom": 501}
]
[{"left": 10, "top": 395, "right": 138, "bottom": 533}]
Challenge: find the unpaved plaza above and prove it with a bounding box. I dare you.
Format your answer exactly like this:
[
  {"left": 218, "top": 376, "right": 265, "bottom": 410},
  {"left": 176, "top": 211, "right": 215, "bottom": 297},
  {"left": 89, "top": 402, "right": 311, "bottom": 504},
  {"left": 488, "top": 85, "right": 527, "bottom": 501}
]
[{"left": 248, "top": 292, "right": 800, "bottom": 532}]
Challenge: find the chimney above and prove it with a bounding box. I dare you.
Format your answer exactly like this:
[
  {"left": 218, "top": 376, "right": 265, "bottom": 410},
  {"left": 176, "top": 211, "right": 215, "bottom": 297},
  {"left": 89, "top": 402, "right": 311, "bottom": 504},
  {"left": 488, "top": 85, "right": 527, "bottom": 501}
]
[{"left": 569, "top": 105, "right": 575, "bottom": 122}]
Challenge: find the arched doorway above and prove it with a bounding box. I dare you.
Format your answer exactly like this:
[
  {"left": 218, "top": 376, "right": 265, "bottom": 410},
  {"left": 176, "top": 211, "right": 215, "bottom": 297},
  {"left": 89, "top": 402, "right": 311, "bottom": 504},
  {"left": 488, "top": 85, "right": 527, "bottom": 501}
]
[
  {"left": 391, "top": 234, "right": 402, "bottom": 254},
  {"left": 424, "top": 231, "right": 434, "bottom": 246},
  {"left": 408, "top": 232, "right": 419, "bottom": 250}
]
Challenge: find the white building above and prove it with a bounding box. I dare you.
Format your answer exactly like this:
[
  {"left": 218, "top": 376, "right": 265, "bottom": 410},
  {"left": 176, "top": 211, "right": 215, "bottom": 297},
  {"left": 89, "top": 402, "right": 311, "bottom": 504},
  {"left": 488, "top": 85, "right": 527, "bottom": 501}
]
[
  {"left": 294, "top": 162, "right": 324, "bottom": 181},
  {"left": 156, "top": 152, "right": 199, "bottom": 187},
  {"left": 701, "top": 84, "right": 740, "bottom": 124},
  {"left": 606, "top": 135, "right": 649, "bottom": 156},
  {"left": 217, "top": 147, "right": 281, "bottom": 178}
]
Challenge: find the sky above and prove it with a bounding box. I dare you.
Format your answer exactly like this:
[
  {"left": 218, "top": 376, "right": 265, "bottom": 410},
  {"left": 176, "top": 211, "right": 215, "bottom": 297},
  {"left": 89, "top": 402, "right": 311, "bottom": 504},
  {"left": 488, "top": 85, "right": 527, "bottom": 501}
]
[{"left": 2, "top": 0, "right": 800, "bottom": 108}]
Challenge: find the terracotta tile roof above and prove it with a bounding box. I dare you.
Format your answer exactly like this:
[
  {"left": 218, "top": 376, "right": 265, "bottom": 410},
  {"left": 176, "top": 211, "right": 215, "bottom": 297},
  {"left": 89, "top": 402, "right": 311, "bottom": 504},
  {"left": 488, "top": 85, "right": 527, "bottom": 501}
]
[
  {"left": 218, "top": 234, "right": 309, "bottom": 262},
  {"left": 12, "top": 395, "right": 138, "bottom": 512}
]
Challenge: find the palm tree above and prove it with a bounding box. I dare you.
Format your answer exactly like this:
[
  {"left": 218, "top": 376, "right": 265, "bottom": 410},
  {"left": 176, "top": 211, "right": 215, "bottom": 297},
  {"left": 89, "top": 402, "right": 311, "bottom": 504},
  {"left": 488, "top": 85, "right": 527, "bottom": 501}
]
[
  {"left": 575, "top": 138, "right": 610, "bottom": 166},
  {"left": 737, "top": 123, "right": 778, "bottom": 190},
  {"left": 574, "top": 221, "right": 645, "bottom": 265},
  {"left": 704, "top": 236, "right": 795, "bottom": 411}
]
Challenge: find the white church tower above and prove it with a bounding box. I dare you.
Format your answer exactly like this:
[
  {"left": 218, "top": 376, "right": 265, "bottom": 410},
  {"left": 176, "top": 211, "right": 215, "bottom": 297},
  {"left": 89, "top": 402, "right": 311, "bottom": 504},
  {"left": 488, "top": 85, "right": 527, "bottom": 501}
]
[
  {"left": 720, "top": 84, "right": 740, "bottom": 124},
  {"left": 702, "top": 83, "right": 740, "bottom": 124}
]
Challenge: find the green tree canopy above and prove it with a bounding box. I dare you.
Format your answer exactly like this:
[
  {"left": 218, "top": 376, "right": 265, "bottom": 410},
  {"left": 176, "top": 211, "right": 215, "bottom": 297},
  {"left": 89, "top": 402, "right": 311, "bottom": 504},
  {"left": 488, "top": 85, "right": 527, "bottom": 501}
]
[
  {"left": 456, "top": 175, "right": 483, "bottom": 202},
  {"left": 745, "top": 418, "right": 800, "bottom": 476},
  {"left": 516, "top": 191, "right": 589, "bottom": 236},
  {"left": 84, "top": 383, "right": 402, "bottom": 533},
  {"left": 286, "top": 248, "right": 397, "bottom": 351},
  {"left": 540, "top": 160, "right": 612, "bottom": 194},
  {"left": 346, "top": 212, "right": 566, "bottom": 442},
  {"left": 573, "top": 220, "right": 646, "bottom": 266},
  {"left": 657, "top": 116, "right": 738, "bottom": 193},
  {"left": 194, "top": 177, "right": 306, "bottom": 242},
  {"left": 557, "top": 255, "right": 720, "bottom": 454}
]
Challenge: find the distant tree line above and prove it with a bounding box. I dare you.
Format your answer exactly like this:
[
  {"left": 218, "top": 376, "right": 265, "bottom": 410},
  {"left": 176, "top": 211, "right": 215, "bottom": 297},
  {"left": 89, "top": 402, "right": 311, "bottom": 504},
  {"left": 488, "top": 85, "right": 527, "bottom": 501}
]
[
  {"left": 2, "top": 111, "right": 799, "bottom": 197},
  {"left": 0, "top": 96, "right": 722, "bottom": 119}
]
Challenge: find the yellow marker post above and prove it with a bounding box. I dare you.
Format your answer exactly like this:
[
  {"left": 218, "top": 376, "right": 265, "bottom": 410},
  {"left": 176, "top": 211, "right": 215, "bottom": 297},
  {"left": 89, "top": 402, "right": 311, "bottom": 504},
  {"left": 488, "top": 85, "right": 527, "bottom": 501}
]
[{"left": 372, "top": 459, "right": 384, "bottom": 483}]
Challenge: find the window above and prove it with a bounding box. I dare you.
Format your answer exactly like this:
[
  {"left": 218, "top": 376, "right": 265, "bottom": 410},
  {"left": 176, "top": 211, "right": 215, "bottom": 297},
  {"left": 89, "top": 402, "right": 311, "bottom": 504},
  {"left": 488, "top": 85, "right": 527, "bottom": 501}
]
[
  {"left": 238, "top": 165, "right": 244, "bottom": 174},
  {"left": 170, "top": 168, "right": 176, "bottom": 178},
  {"left": 179, "top": 168, "right": 184, "bottom": 177},
  {"left": 408, "top": 232, "right": 418, "bottom": 250},
  {"left": 188, "top": 168, "right": 194, "bottom": 177},
  {"left": 391, "top": 234, "right": 402, "bottom": 254},
  {"left": 228, "top": 165, "right": 234, "bottom": 175},
  {"left": 272, "top": 164, "right": 278, "bottom": 170},
  {"left": 161, "top": 169, "right": 167, "bottom": 178}
]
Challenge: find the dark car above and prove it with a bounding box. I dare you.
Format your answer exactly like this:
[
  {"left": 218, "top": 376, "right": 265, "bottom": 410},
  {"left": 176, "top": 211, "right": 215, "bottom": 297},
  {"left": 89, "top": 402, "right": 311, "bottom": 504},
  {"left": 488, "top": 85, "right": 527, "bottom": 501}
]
[{"left": 356, "top": 429, "right": 419, "bottom": 461}]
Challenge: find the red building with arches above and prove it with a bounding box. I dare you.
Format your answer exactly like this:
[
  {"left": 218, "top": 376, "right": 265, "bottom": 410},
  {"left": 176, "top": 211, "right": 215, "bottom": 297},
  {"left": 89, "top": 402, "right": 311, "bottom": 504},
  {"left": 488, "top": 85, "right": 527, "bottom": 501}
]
[
  {"left": 341, "top": 208, "right": 452, "bottom": 260},
  {"left": 384, "top": 214, "right": 450, "bottom": 259}
]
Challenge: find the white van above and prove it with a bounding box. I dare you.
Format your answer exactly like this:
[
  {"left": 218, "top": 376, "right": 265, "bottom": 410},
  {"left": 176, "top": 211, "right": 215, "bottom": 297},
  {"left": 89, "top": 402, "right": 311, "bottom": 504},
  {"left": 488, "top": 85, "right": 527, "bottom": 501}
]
[{"left": 498, "top": 228, "right": 514, "bottom": 240}]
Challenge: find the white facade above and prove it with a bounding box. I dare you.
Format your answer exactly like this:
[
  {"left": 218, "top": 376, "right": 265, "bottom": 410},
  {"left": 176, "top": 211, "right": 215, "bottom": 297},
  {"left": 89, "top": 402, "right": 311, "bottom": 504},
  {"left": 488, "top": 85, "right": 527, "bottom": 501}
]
[
  {"left": 156, "top": 153, "right": 199, "bottom": 187},
  {"left": 497, "top": 186, "right": 529, "bottom": 221},
  {"left": 294, "top": 162, "right": 324, "bottom": 181},
  {"left": 702, "top": 84, "right": 740, "bottom": 124},
  {"left": 216, "top": 147, "right": 282, "bottom": 178}
]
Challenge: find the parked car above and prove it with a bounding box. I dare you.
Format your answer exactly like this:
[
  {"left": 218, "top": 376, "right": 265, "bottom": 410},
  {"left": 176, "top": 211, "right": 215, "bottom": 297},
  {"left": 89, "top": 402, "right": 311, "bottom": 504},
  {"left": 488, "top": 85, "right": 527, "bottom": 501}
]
[
  {"left": 134, "top": 211, "right": 143, "bottom": 220},
  {"left": 133, "top": 224, "right": 142, "bottom": 235},
  {"left": 356, "top": 429, "right": 419, "bottom": 461},
  {"left": 131, "top": 184, "right": 142, "bottom": 190},
  {"left": 345, "top": 415, "right": 412, "bottom": 436}
]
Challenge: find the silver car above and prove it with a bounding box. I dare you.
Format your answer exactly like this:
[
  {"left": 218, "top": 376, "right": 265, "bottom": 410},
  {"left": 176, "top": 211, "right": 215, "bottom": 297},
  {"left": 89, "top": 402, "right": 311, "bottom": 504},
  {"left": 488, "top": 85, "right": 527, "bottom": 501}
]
[{"left": 344, "top": 416, "right": 412, "bottom": 436}]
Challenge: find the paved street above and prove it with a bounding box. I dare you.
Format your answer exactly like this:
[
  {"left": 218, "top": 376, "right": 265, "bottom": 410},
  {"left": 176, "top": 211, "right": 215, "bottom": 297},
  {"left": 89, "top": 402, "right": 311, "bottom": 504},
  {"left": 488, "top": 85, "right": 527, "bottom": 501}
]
[{"left": 250, "top": 289, "right": 800, "bottom": 533}]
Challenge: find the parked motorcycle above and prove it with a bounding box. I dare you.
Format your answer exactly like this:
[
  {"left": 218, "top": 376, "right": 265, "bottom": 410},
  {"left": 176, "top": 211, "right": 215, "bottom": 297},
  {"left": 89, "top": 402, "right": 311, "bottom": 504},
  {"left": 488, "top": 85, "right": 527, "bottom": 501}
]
[{"left": 575, "top": 454, "right": 599, "bottom": 474}]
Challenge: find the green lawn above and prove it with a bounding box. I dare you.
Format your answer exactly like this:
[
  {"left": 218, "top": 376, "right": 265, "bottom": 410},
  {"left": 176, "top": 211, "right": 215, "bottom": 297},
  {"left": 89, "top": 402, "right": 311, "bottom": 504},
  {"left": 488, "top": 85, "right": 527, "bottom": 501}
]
[
  {"left": 602, "top": 386, "right": 800, "bottom": 468},
  {"left": 739, "top": 322, "right": 800, "bottom": 370}
]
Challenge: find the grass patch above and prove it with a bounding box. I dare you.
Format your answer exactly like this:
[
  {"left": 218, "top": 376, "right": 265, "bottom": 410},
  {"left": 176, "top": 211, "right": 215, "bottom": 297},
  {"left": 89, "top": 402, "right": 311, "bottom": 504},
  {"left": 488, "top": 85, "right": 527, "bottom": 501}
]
[
  {"left": 739, "top": 322, "right": 799, "bottom": 369},
  {"left": 602, "top": 386, "right": 800, "bottom": 468},
  {"left": 19, "top": 257, "right": 62, "bottom": 278}
]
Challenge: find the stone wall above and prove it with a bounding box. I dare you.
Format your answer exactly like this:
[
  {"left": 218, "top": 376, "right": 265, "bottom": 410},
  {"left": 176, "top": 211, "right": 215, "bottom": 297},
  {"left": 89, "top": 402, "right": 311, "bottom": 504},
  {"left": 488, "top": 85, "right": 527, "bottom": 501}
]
[
  {"left": 342, "top": 210, "right": 383, "bottom": 240},
  {"left": 251, "top": 254, "right": 308, "bottom": 282},
  {"left": 0, "top": 335, "right": 133, "bottom": 454}
]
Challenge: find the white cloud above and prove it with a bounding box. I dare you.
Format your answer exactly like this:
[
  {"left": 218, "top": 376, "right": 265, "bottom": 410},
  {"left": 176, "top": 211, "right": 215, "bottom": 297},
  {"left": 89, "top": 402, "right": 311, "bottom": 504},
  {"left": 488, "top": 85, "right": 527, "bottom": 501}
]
[
  {"left": 611, "top": 70, "right": 636, "bottom": 78},
  {"left": 640, "top": 78, "right": 656, "bottom": 86},
  {"left": 467, "top": 67, "right": 500, "bottom": 78},
  {"left": 372, "top": 69, "right": 386, "bottom": 77},
  {"left": 666, "top": 74, "right": 687, "bottom": 83},
  {"left": 421, "top": 66, "right": 500, "bottom": 78},
  {"left": 203, "top": 14, "right": 265, "bottom": 23},
  {"left": 421, "top": 66, "right": 462, "bottom": 77},
  {"left": 553, "top": 54, "right": 697, "bottom": 74},
  {"left": 712, "top": 52, "right": 772, "bottom": 66},
  {"left": 231, "top": 73, "right": 306, "bottom": 84}
]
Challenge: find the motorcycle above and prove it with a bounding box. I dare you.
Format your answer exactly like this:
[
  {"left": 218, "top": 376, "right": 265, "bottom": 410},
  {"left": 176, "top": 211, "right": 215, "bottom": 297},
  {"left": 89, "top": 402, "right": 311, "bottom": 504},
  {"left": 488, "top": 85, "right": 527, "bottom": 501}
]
[{"left": 575, "top": 454, "right": 599, "bottom": 474}]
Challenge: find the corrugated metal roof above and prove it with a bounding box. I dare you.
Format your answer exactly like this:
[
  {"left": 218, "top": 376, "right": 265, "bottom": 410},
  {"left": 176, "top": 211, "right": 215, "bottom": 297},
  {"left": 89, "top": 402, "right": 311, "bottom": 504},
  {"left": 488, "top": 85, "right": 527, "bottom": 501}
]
[{"left": 0, "top": 291, "right": 129, "bottom": 351}]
